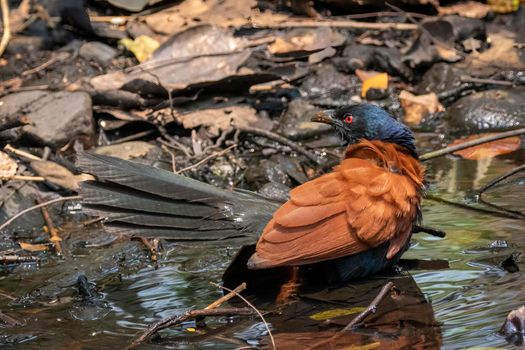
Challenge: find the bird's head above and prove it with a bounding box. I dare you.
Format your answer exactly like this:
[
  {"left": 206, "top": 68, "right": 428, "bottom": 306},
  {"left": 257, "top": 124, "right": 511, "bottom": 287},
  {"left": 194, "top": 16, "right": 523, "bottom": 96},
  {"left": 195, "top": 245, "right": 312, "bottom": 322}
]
[{"left": 311, "top": 104, "right": 417, "bottom": 157}]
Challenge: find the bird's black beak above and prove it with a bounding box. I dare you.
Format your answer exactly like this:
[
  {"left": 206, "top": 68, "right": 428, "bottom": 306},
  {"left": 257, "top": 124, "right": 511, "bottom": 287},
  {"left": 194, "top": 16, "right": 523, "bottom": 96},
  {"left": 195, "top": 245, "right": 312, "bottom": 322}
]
[{"left": 311, "top": 109, "right": 335, "bottom": 125}]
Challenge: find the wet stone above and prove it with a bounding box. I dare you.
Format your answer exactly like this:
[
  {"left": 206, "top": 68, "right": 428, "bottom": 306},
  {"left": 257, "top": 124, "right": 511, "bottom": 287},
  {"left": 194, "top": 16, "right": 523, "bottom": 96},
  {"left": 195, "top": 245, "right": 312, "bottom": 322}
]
[
  {"left": 258, "top": 182, "right": 290, "bottom": 202},
  {"left": 444, "top": 88, "right": 525, "bottom": 133},
  {"left": 278, "top": 99, "right": 331, "bottom": 141},
  {"left": 0, "top": 91, "right": 94, "bottom": 148},
  {"left": 416, "top": 63, "right": 465, "bottom": 95},
  {"left": 300, "top": 64, "right": 360, "bottom": 106},
  {"left": 79, "top": 41, "right": 118, "bottom": 66}
]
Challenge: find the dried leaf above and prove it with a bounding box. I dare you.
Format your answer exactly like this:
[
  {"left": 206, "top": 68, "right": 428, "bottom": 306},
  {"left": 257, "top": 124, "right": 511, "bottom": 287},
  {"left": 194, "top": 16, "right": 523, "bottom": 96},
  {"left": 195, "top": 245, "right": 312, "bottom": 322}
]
[
  {"left": 467, "top": 33, "right": 525, "bottom": 71},
  {"left": 177, "top": 106, "right": 268, "bottom": 136},
  {"left": 356, "top": 70, "right": 388, "bottom": 98},
  {"left": 399, "top": 91, "right": 444, "bottom": 126},
  {"left": 340, "top": 342, "right": 381, "bottom": 350},
  {"left": 94, "top": 141, "right": 155, "bottom": 160},
  {"left": 30, "top": 160, "right": 94, "bottom": 191},
  {"left": 119, "top": 35, "right": 160, "bottom": 62},
  {"left": 268, "top": 27, "right": 345, "bottom": 55},
  {"left": 309, "top": 307, "right": 366, "bottom": 321},
  {"left": 91, "top": 25, "right": 251, "bottom": 91},
  {"left": 19, "top": 242, "right": 49, "bottom": 252},
  {"left": 0, "top": 151, "right": 17, "bottom": 178},
  {"left": 487, "top": 0, "right": 520, "bottom": 13},
  {"left": 449, "top": 134, "right": 521, "bottom": 160},
  {"left": 438, "top": 1, "right": 492, "bottom": 18}
]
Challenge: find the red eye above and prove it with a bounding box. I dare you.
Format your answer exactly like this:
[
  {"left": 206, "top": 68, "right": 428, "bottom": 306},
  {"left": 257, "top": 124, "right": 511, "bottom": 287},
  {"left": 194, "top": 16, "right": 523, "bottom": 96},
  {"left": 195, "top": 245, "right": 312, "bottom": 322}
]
[{"left": 344, "top": 115, "right": 353, "bottom": 124}]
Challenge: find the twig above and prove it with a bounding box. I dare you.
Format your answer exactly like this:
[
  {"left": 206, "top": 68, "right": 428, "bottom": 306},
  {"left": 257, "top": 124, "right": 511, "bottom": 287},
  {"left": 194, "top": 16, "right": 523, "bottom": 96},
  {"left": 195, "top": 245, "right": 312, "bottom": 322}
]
[
  {"left": 129, "top": 282, "right": 249, "bottom": 348},
  {"left": 237, "top": 125, "right": 320, "bottom": 164},
  {"left": 38, "top": 199, "right": 65, "bottom": 257},
  {"left": 0, "top": 195, "right": 81, "bottom": 231},
  {"left": 425, "top": 193, "right": 525, "bottom": 219},
  {"left": 460, "top": 76, "right": 516, "bottom": 86},
  {"left": 109, "top": 129, "right": 156, "bottom": 145},
  {"left": 205, "top": 283, "right": 247, "bottom": 310},
  {"left": 0, "top": 255, "right": 40, "bottom": 263},
  {"left": 419, "top": 128, "right": 525, "bottom": 161},
  {"left": 1, "top": 175, "right": 45, "bottom": 181},
  {"left": 3, "top": 144, "right": 42, "bottom": 161},
  {"left": 0, "top": 310, "right": 23, "bottom": 326},
  {"left": 137, "top": 237, "right": 160, "bottom": 264},
  {"left": 308, "top": 282, "right": 395, "bottom": 350},
  {"left": 21, "top": 52, "right": 70, "bottom": 77},
  {"left": 412, "top": 225, "right": 446, "bottom": 238},
  {"left": 261, "top": 19, "right": 418, "bottom": 31},
  {"left": 210, "top": 282, "right": 275, "bottom": 350},
  {"left": 0, "top": 116, "right": 29, "bottom": 132},
  {"left": 128, "top": 308, "right": 254, "bottom": 349},
  {"left": 176, "top": 144, "right": 237, "bottom": 174},
  {"left": 0, "top": 0, "right": 10, "bottom": 57},
  {"left": 476, "top": 164, "right": 525, "bottom": 196}
]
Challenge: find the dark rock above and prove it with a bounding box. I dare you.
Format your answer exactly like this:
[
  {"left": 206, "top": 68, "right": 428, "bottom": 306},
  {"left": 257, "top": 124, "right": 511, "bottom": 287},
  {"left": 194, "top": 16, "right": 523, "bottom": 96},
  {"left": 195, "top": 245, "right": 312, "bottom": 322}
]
[
  {"left": 500, "top": 306, "right": 525, "bottom": 346},
  {"left": 258, "top": 182, "right": 290, "bottom": 202},
  {"left": 79, "top": 41, "right": 118, "bottom": 66},
  {"left": 278, "top": 99, "right": 331, "bottom": 140},
  {"left": 300, "top": 64, "right": 360, "bottom": 106},
  {"left": 333, "top": 44, "right": 412, "bottom": 80},
  {"left": 417, "top": 63, "right": 464, "bottom": 95},
  {"left": 444, "top": 88, "right": 525, "bottom": 133},
  {"left": 244, "top": 159, "right": 292, "bottom": 189},
  {"left": 0, "top": 91, "right": 94, "bottom": 148}
]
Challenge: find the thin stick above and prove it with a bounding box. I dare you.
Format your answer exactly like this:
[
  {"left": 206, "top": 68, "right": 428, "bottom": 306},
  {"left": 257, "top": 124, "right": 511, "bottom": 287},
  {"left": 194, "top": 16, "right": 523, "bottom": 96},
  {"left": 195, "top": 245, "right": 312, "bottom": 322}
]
[
  {"left": 412, "top": 225, "right": 446, "bottom": 238},
  {"left": 261, "top": 19, "right": 418, "bottom": 31},
  {"left": 0, "top": 310, "right": 23, "bottom": 326},
  {"left": 0, "top": 0, "right": 10, "bottom": 57},
  {"left": 419, "top": 128, "right": 525, "bottom": 161},
  {"left": 476, "top": 164, "right": 525, "bottom": 196},
  {"left": 308, "top": 282, "right": 395, "bottom": 350},
  {"left": 205, "top": 283, "right": 247, "bottom": 310},
  {"left": 176, "top": 144, "right": 237, "bottom": 174},
  {"left": 3, "top": 144, "right": 42, "bottom": 161},
  {"left": 38, "top": 199, "right": 65, "bottom": 257},
  {"left": 237, "top": 125, "right": 320, "bottom": 164},
  {"left": 0, "top": 255, "right": 40, "bottom": 263},
  {"left": 128, "top": 308, "right": 254, "bottom": 349},
  {"left": 109, "top": 129, "right": 156, "bottom": 145},
  {"left": 0, "top": 195, "right": 81, "bottom": 231},
  {"left": 460, "top": 76, "right": 516, "bottom": 86},
  {"left": 210, "top": 282, "right": 276, "bottom": 350},
  {"left": 1, "top": 175, "right": 45, "bottom": 181},
  {"left": 129, "top": 282, "right": 249, "bottom": 348}
]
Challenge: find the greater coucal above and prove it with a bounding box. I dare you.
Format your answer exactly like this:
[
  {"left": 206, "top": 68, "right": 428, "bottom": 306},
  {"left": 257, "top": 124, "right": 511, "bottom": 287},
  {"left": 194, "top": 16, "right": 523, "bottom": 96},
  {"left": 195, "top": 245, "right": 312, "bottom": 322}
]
[{"left": 78, "top": 104, "right": 424, "bottom": 282}]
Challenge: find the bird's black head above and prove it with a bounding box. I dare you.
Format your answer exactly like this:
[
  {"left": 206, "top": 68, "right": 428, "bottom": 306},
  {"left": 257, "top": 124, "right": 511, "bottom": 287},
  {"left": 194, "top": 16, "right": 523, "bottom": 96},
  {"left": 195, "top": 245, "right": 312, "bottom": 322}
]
[{"left": 311, "top": 104, "right": 417, "bottom": 158}]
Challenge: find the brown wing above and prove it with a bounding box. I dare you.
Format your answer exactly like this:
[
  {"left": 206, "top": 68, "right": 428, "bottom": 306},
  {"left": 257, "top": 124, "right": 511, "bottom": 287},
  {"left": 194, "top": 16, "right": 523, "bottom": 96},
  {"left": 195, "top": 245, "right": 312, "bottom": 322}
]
[{"left": 247, "top": 140, "right": 424, "bottom": 269}]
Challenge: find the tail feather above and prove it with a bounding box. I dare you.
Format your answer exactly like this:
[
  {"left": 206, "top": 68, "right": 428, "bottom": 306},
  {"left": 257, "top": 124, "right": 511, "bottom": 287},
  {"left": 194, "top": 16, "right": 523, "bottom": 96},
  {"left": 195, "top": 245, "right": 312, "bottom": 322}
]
[{"left": 77, "top": 153, "right": 278, "bottom": 241}]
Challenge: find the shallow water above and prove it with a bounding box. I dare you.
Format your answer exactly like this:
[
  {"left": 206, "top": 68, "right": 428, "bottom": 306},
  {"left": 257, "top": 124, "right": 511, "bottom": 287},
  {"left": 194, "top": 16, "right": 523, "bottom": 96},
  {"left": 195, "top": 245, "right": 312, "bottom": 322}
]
[{"left": 0, "top": 149, "right": 523, "bottom": 350}]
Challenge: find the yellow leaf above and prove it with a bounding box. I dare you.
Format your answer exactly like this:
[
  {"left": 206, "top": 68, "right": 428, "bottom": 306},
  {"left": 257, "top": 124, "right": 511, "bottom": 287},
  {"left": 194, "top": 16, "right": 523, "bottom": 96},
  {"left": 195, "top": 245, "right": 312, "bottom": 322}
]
[
  {"left": 186, "top": 327, "right": 196, "bottom": 332},
  {"left": 309, "top": 307, "right": 366, "bottom": 321},
  {"left": 340, "top": 342, "right": 381, "bottom": 350},
  {"left": 19, "top": 242, "right": 49, "bottom": 252},
  {"left": 120, "top": 36, "right": 160, "bottom": 63},
  {"left": 358, "top": 72, "right": 388, "bottom": 98}
]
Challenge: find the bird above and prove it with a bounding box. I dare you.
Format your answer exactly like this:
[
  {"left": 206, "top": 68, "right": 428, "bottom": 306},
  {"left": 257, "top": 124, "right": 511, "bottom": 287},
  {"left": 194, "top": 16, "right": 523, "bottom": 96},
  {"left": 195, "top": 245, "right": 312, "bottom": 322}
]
[{"left": 77, "top": 103, "right": 424, "bottom": 282}]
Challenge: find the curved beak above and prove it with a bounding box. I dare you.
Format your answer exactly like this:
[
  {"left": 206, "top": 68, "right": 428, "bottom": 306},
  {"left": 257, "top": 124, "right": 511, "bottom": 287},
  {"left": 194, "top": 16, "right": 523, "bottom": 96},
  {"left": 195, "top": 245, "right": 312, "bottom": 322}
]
[{"left": 311, "top": 109, "right": 335, "bottom": 125}]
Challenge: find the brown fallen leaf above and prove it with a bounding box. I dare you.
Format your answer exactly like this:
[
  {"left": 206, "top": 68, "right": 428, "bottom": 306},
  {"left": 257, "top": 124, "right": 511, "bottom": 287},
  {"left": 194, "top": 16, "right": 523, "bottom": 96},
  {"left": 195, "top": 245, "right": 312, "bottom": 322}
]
[
  {"left": 399, "top": 91, "right": 444, "bottom": 126},
  {"left": 176, "top": 105, "right": 271, "bottom": 136},
  {"left": 464, "top": 32, "right": 525, "bottom": 73},
  {"left": 449, "top": 133, "right": 521, "bottom": 160},
  {"left": 438, "top": 1, "right": 492, "bottom": 18},
  {"left": 268, "top": 27, "right": 345, "bottom": 55},
  {"left": 0, "top": 151, "right": 17, "bottom": 178},
  {"left": 94, "top": 141, "right": 155, "bottom": 160},
  {"left": 19, "top": 242, "right": 49, "bottom": 252},
  {"left": 30, "top": 160, "right": 94, "bottom": 191},
  {"left": 356, "top": 70, "right": 388, "bottom": 98}
]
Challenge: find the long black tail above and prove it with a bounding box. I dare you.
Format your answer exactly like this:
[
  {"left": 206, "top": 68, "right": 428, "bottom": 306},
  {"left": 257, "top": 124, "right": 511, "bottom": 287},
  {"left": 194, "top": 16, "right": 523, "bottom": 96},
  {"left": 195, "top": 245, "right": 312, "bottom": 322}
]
[{"left": 77, "top": 153, "right": 280, "bottom": 242}]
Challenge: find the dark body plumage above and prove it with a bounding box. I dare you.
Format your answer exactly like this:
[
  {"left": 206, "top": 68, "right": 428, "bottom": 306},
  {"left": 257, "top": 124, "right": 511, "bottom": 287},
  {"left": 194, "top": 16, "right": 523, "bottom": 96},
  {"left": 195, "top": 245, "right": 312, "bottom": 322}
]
[{"left": 78, "top": 104, "right": 424, "bottom": 282}]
